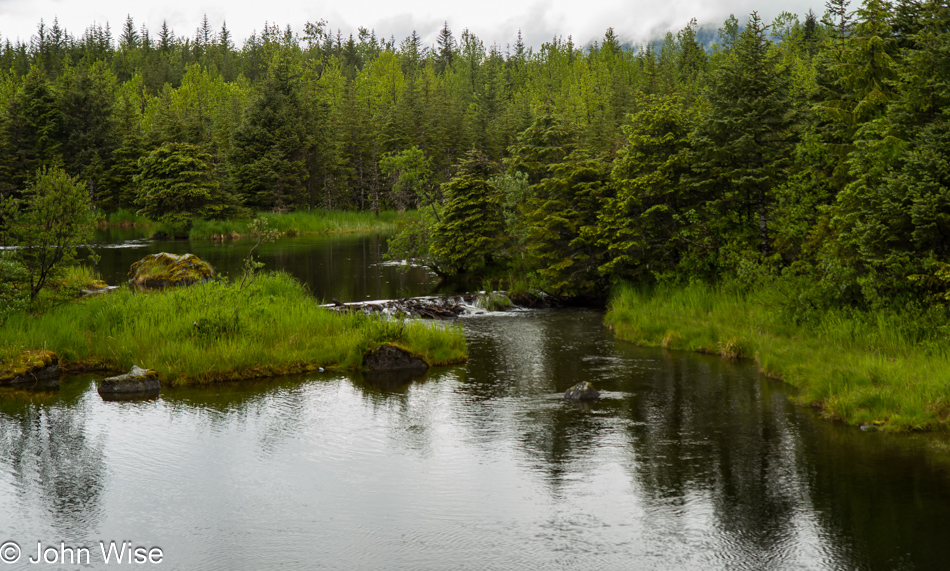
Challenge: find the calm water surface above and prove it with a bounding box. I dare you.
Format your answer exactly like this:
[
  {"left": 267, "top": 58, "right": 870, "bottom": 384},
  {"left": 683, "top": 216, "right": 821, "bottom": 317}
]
[{"left": 1, "top": 233, "right": 949, "bottom": 570}]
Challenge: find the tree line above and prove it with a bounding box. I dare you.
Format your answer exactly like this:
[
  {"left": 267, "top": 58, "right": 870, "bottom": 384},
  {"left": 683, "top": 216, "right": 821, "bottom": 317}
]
[{"left": 2, "top": 0, "right": 949, "bottom": 312}]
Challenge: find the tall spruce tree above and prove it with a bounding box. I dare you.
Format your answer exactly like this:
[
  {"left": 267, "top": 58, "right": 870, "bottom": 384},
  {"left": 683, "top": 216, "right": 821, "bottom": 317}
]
[
  {"left": 0, "top": 66, "right": 61, "bottom": 198},
  {"left": 691, "top": 12, "right": 799, "bottom": 261},
  {"left": 229, "top": 55, "right": 309, "bottom": 210},
  {"left": 135, "top": 142, "right": 241, "bottom": 226},
  {"left": 430, "top": 151, "right": 504, "bottom": 276},
  {"left": 596, "top": 94, "right": 694, "bottom": 283}
]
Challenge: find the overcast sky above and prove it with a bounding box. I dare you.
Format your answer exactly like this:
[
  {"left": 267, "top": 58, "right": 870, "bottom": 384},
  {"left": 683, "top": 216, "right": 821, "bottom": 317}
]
[{"left": 1, "top": 0, "right": 830, "bottom": 49}]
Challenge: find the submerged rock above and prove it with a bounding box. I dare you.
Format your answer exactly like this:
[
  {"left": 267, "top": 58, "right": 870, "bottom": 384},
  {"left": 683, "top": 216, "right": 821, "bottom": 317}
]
[
  {"left": 363, "top": 344, "right": 429, "bottom": 372},
  {"left": 128, "top": 252, "right": 214, "bottom": 288},
  {"left": 1, "top": 350, "right": 60, "bottom": 389},
  {"left": 98, "top": 365, "right": 161, "bottom": 399},
  {"left": 564, "top": 381, "right": 599, "bottom": 402}
]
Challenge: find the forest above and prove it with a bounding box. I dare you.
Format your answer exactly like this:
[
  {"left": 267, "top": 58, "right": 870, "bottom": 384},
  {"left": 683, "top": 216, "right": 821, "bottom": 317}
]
[{"left": 1, "top": 0, "right": 949, "bottom": 315}]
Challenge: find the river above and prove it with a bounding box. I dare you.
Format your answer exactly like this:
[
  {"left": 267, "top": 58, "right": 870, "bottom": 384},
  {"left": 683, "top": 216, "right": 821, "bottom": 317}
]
[{"left": 1, "top": 231, "right": 949, "bottom": 570}]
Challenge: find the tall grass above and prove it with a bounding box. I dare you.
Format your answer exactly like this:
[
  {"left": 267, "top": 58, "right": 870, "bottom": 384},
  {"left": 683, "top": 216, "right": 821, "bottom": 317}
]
[
  {"left": 189, "top": 210, "right": 406, "bottom": 240},
  {"left": 99, "top": 208, "right": 156, "bottom": 228},
  {"left": 0, "top": 272, "right": 466, "bottom": 385},
  {"left": 606, "top": 282, "right": 950, "bottom": 432}
]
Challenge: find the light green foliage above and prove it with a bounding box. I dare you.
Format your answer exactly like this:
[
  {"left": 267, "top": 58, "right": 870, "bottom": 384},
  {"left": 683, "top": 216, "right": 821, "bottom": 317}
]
[
  {"left": 524, "top": 153, "right": 610, "bottom": 297},
  {"left": 240, "top": 216, "right": 282, "bottom": 289},
  {"left": 0, "top": 252, "right": 28, "bottom": 322},
  {"left": 0, "top": 167, "right": 98, "bottom": 301},
  {"left": 189, "top": 209, "right": 404, "bottom": 240},
  {"left": 135, "top": 142, "right": 241, "bottom": 227},
  {"left": 379, "top": 145, "right": 433, "bottom": 210}
]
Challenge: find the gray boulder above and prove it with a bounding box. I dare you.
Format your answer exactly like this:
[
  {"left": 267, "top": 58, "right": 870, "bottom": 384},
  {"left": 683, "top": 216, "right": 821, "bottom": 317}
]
[
  {"left": 98, "top": 365, "right": 161, "bottom": 398},
  {"left": 564, "top": 381, "right": 599, "bottom": 402}
]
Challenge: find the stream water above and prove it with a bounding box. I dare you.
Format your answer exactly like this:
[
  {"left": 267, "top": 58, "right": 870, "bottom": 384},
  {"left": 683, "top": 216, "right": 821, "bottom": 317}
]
[{"left": 1, "top": 232, "right": 949, "bottom": 570}]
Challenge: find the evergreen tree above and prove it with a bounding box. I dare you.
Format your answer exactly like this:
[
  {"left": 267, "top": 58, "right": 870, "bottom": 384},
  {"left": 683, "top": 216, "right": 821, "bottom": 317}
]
[
  {"left": 506, "top": 104, "right": 575, "bottom": 184},
  {"left": 436, "top": 22, "right": 456, "bottom": 74},
  {"left": 691, "top": 12, "right": 799, "bottom": 261},
  {"left": 524, "top": 151, "right": 610, "bottom": 297},
  {"left": 430, "top": 151, "right": 504, "bottom": 276},
  {"left": 57, "top": 61, "right": 118, "bottom": 204},
  {"left": 229, "top": 55, "right": 309, "bottom": 210},
  {"left": 596, "top": 94, "right": 694, "bottom": 283},
  {"left": 0, "top": 66, "right": 62, "bottom": 198},
  {"left": 135, "top": 142, "right": 240, "bottom": 226}
]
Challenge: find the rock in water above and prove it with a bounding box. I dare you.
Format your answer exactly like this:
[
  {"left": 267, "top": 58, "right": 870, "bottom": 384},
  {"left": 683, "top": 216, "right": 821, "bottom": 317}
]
[
  {"left": 363, "top": 344, "right": 429, "bottom": 372},
  {"left": 128, "top": 252, "right": 214, "bottom": 288},
  {"left": 564, "top": 381, "right": 599, "bottom": 402},
  {"left": 1, "top": 351, "right": 60, "bottom": 389},
  {"left": 98, "top": 365, "right": 161, "bottom": 399}
]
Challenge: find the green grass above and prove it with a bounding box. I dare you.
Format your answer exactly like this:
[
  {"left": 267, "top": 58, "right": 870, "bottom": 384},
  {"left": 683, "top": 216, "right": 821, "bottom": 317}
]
[
  {"left": 99, "top": 208, "right": 157, "bottom": 228},
  {"left": 189, "top": 210, "right": 407, "bottom": 240},
  {"left": 606, "top": 282, "right": 950, "bottom": 432},
  {"left": 0, "top": 271, "right": 467, "bottom": 385}
]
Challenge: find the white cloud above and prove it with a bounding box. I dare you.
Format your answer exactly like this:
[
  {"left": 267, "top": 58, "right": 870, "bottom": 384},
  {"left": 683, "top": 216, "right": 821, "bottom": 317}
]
[{"left": 0, "top": 0, "right": 828, "bottom": 48}]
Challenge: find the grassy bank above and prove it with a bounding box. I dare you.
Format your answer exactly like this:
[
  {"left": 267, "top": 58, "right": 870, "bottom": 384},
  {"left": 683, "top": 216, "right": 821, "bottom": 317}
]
[
  {"left": 606, "top": 283, "right": 950, "bottom": 432},
  {"left": 98, "top": 208, "right": 156, "bottom": 229},
  {"left": 105, "top": 209, "right": 407, "bottom": 240},
  {"left": 0, "top": 272, "right": 466, "bottom": 385}
]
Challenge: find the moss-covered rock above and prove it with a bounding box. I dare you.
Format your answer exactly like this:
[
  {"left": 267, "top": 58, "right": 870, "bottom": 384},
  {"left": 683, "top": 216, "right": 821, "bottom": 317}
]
[
  {"left": 0, "top": 350, "right": 60, "bottom": 388},
  {"left": 98, "top": 365, "right": 161, "bottom": 399},
  {"left": 128, "top": 252, "right": 214, "bottom": 288}
]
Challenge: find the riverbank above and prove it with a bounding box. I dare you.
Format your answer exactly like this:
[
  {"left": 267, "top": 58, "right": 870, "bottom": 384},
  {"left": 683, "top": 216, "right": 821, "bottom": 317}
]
[
  {"left": 605, "top": 283, "right": 950, "bottom": 432},
  {"left": 100, "top": 209, "right": 406, "bottom": 240},
  {"left": 0, "top": 272, "right": 466, "bottom": 385}
]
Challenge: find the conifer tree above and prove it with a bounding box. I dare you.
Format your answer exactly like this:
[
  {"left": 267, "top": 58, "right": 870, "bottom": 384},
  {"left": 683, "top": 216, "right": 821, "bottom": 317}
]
[
  {"left": 430, "top": 151, "right": 504, "bottom": 276},
  {"left": 0, "top": 66, "right": 61, "bottom": 198},
  {"left": 691, "top": 12, "right": 799, "bottom": 260},
  {"left": 596, "top": 94, "right": 694, "bottom": 283},
  {"left": 135, "top": 142, "right": 240, "bottom": 226},
  {"left": 230, "top": 55, "right": 309, "bottom": 210}
]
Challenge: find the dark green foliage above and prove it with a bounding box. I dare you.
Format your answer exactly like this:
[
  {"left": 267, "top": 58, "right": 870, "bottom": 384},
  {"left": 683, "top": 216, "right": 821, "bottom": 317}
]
[
  {"left": 1, "top": 9, "right": 950, "bottom": 308},
  {"left": 135, "top": 142, "right": 240, "bottom": 226},
  {"left": 57, "top": 61, "right": 119, "bottom": 203},
  {"left": 690, "top": 12, "right": 799, "bottom": 262},
  {"left": 596, "top": 94, "right": 694, "bottom": 283},
  {"left": 229, "top": 56, "right": 309, "bottom": 210},
  {"left": 430, "top": 152, "right": 504, "bottom": 276},
  {"left": 1, "top": 66, "right": 61, "bottom": 197}
]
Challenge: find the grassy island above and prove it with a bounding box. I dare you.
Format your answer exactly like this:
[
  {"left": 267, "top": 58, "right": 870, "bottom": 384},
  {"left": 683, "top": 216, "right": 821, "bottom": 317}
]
[
  {"left": 0, "top": 272, "right": 466, "bottom": 385},
  {"left": 606, "top": 283, "right": 950, "bottom": 433}
]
